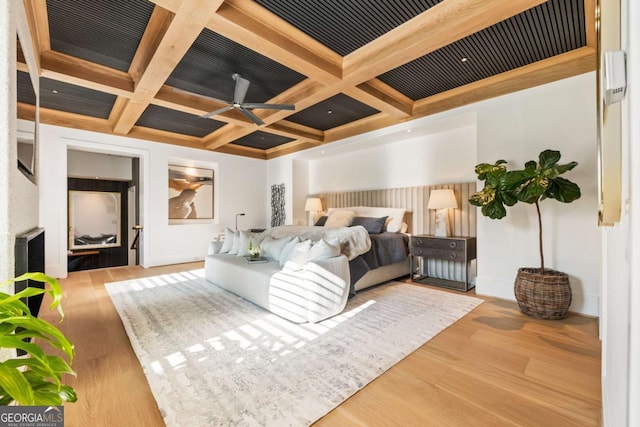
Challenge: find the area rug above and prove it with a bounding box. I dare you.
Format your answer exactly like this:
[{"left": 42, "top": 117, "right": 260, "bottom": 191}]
[{"left": 105, "top": 269, "right": 482, "bottom": 426}]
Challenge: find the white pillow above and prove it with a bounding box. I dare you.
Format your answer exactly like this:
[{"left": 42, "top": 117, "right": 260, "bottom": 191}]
[
  {"left": 287, "top": 239, "right": 340, "bottom": 266},
  {"left": 286, "top": 239, "right": 313, "bottom": 266},
  {"left": 219, "top": 227, "right": 235, "bottom": 253},
  {"left": 236, "top": 230, "right": 254, "bottom": 257},
  {"left": 229, "top": 231, "right": 241, "bottom": 255},
  {"left": 279, "top": 236, "right": 300, "bottom": 267},
  {"left": 307, "top": 238, "right": 341, "bottom": 261},
  {"left": 324, "top": 210, "right": 356, "bottom": 227},
  {"left": 260, "top": 236, "right": 293, "bottom": 261}
]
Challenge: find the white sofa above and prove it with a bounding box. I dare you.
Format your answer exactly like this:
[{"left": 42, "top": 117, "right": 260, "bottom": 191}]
[{"left": 204, "top": 242, "right": 351, "bottom": 323}]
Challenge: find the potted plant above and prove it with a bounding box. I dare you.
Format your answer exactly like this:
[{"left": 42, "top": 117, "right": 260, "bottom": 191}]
[
  {"left": 469, "top": 149, "right": 581, "bottom": 319},
  {"left": 0, "top": 272, "right": 77, "bottom": 405}
]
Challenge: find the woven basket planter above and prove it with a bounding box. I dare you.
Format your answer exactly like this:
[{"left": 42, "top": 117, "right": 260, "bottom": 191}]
[{"left": 514, "top": 268, "right": 572, "bottom": 320}]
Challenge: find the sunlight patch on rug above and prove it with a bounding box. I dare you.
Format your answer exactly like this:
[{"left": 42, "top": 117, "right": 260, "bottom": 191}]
[{"left": 106, "top": 270, "right": 482, "bottom": 426}]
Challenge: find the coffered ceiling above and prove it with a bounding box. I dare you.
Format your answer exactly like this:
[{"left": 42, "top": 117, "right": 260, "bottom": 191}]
[{"left": 17, "top": 0, "right": 596, "bottom": 160}]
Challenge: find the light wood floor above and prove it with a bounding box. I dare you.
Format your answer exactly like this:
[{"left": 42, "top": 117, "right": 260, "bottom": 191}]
[{"left": 39, "top": 262, "right": 601, "bottom": 427}]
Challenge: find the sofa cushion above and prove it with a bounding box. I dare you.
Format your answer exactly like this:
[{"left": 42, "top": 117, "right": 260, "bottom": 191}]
[{"left": 219, "top": 227, "right": 235, "bottom": 253}]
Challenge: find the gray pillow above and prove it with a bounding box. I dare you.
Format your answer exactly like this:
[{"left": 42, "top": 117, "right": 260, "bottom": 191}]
[
  {"left": 314, "top": 216, "right": 328, "bottom": 226},
  {"left": 351, "top": 216, "right": 388, "bottom": 234}
]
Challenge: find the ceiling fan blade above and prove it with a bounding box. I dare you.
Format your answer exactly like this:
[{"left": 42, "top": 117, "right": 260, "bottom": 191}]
[
  {"left": 242, "top": 103, "right": 295, "bottom": 111},
  {"left": 233, "top": 74, "right": 250, "bottom": 104},
  {"left": 200, "top": 105, "right": 234, "bottom": 119},
  {"left": 239, "top": 106, "right": 264, "bottom": 126}
]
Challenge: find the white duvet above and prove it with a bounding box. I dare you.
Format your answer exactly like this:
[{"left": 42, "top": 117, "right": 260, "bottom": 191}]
[{"left": 259, "top": 226, "right": 371, "bottom": 260}]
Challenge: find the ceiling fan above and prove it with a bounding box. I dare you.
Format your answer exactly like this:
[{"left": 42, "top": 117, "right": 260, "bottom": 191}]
[{"left": 200, "top": 73, "right": 295, "bottom": 126}]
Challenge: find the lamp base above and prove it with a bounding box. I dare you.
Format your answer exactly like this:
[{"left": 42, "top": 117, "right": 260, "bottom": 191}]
[{"left": 434, "top": 209, "right": 450, "bottom": 237}]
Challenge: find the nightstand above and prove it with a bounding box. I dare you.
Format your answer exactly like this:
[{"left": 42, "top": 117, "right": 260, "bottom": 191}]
[{"left": 409, "top": 235, "right": 477, "bottom": 291}]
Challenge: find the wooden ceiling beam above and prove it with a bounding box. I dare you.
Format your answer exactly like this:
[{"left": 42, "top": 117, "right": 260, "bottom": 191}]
[
  {"left": 151, "top": 0, "right": 342, "bottom": 84},
  {"left": 112, "top": 0, "right": 224, "bottom": 135},
  {"left": 344, "top": 79, "right": 413, "bottom": 117},
  {"left": 265, "top": 140, "right": 319, "bottom": 160},
  {"left": 324, "top": 113, "right": 402, "bottom": 143},
  {"left": 265, "top": 120, "right": 324, "bottom": 143},
  {"left": 214, "top": 144, "right": 267, "bottom": 160},
  {"left": 585, "top": 0, "right": 597, "bottom": 49},
  {"left": 21, "top": 0, "right": 50, "bottom": 72},
  {"left": 36, "top": 106, "right": 114, "bottom": 134},
  {"left": 40, "top": 51, "right": 134, "bottom": 96},
  {"left": 343, "top": 0, "right": 547, "bottom": 85},
  {"left": 413, "top": 47, "right": 596, "bottom": 117},
  {"left": 127, "top": 126, "right": 206, "bottom": 150},
  {"left": 109, "top": 6, "right": 175, "bottom": 128}
]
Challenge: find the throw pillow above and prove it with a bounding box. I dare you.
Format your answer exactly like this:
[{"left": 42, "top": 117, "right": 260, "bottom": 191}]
[
  {"left": 219, "top": 227, "right": 235, "bottom": 253},
  {"left": 286, "top": 239, "right": 313, "bottom": 266},
  {"left": 324, "top": 210, "right": 356, "bottom": 227},
  {"left": 307, "top": 238, "right": 341, "bottom": 261},
  {"left": 260, "top": 236, "right": 293, "bottom": 261},
  {"left": 229, "top": 231, "right": 241, "bottom": 255},
  {"left": 351, "top": 216, "right": 388, "bottom": 234},
  {"left": 236, "top": 230, "right": 253, "bottom": 257},
  {"left": 314, "top": 216, "right": 328, "bottom": 226},
  {"left": 279, "top": 236, "right": 300, "bottom": 267}
]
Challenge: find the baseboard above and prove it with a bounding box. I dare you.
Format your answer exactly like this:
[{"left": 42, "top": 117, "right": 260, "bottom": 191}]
[
  {"left": 144, "top": 254, "right": 205, "bottom": 268},
  {"left": 476, "top": 275, "right": 600, "bottom": 317}
]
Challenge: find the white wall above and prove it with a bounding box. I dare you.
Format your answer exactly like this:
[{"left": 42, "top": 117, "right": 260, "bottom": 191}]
[
  {"left": 267, "top": 72, "right": 600, "bottom": 316},
  {"left": 309, "top": 121, "right": 477, "bottom": 194},
  {"left": 474, "top": 72, "right": 600, "bottom": 316},
  {"left": 68, "top": 150, "right": 132, "bottom": 181},
  {"left": 39, "top": 124, "right": 267, "bottom": 278}
]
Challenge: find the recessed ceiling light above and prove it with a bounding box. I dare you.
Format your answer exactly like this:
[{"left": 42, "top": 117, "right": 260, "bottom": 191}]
[
  {"left": 52, "top": 89, "right": 59, "bottom": 94},
  {"left": 407, "top": 129, "right": 412, "bottom": 133},
  {"left": 327, "top": 110, "right": 332, "bottom": 114},
  {"left": 461, "top": 57, "right": 468, "bottom": 63}
]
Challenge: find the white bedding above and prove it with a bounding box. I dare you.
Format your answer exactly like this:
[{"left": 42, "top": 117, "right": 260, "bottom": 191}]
[{"left": 259, "top": 225, "right": 371, "bottom": 261}]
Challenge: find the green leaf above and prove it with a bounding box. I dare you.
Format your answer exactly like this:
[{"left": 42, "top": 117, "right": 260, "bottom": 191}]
[
  {"left": 1, "top": 316, "right": 74, "bottom": 361},
  {"left": 481, "top": 200, "right": 507, "bottom": 219},
  {"left": 538, "top": 150, "right": 561, "bottom": 169},
  {"left": 524, "top": 160, "right": 537, "bottom": 170},
  {"left": 547, "top": 177, "right": 582, "bottom": 203},
  {"left": 555, "top": 161, "right": 578, "bottom": 174},
  {"left": 0, "top": 363, "right": 35, "bottom": 405}
]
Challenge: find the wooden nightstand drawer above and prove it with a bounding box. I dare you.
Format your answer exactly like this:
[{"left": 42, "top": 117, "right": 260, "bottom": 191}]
[
  {"left": 412, "top": 237, "right": 465, "bottom": 251},
  {"left": 412, "top": 247, "right": 464, "bottom": 260}
]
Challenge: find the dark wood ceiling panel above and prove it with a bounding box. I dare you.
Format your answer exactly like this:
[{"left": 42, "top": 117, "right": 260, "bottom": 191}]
[
  {"left": 17, "top": 71, "right": 36, "bottom": 105},
  {"left": 287, "top": 94, "right": 380, "bottom": 131},
  {"left": 254, "top": 0, "right": 442, "bottom": 56},
  {"left": 166, "top": 28, "right": 306, "bottom": 103},
  {"left": 136, "top": 105, "right": 226, "bottom": 138},
  {"left": 378, "top": 0, "right": 586, "bottom": 100},
  {"left": 40, "top": 77, "right": 117, "bottom": 119},
  {"left": 230, "top": 131, "right": 293, "bottom": 150},
  {"left": 47, "top": 0, "right": 154, "bottom": 72}
]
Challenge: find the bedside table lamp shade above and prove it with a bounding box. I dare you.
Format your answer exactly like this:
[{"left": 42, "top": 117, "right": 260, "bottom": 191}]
[
  {"left": 428, "top": 189, "right": 458, "bottom": 237},
  {"left": 305, "top": 197, "right": 323, "bottom": 225}
]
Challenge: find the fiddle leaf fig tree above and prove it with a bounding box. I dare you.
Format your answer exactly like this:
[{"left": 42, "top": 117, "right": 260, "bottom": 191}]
[
  {"left": 0, "top": 273, "right": 77, "bottom": 406},
  {"left": 470, "top": 149, "right": 581, "bottom": 272}
]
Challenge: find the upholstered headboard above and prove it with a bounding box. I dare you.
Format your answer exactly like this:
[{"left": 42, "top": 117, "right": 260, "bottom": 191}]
[{"left": 314, "top": 182, "right": 477, "bottom": 237}]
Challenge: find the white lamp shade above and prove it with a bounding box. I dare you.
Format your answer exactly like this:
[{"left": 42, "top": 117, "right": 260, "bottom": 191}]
[
  {"left": 427, "top": 189, "right": 458, "bottom": 210},
  {"left": 304, "top": 197, "right": 322, "bottom": 212}
]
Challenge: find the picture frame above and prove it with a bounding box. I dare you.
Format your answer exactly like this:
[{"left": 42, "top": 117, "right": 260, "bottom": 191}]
[
  {"left": 168, "top": 164, "right": 214, "bottom": 222},
  {"left": 69, "top": 190, "right": 121, "bottom": 250}
]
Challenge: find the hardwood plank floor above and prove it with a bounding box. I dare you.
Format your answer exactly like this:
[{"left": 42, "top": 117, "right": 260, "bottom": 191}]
[{"left": 38, "top": 263, "right": 601, "bottom": 426}]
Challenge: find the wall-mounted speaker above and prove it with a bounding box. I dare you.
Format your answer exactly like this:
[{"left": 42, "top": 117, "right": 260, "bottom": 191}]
[{"left": 603, "top": 50, "right": 627, "bottom": 105}]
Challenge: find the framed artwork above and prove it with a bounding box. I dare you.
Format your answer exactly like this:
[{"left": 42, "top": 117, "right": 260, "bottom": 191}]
[
  {"left": 168, "top": 164, "right": 214, "bottom": 222},
  {"left": 69, "top": 191, "right": 121, "bottom": 249}
]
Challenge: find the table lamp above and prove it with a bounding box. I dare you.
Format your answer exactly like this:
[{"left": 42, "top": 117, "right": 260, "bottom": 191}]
[
  {"left": 427, "top": 189, "right": 458, "bottom": 237},
  {"left": 304, "top": 197, "right": 323, "bottom": 226}
]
